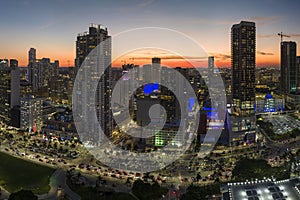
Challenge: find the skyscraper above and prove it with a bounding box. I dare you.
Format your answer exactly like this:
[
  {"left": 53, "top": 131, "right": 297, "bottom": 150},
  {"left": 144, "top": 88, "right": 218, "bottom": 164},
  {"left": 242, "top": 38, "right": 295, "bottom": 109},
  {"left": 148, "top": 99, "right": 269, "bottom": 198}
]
[
  {"left": 208, "top": 56, "right": 214, "bottom": 70},
  {"left": 28, "top": 48, "right": 36, "bottom": 84},
  {"left": 10, "top": 59, "right": 20, "bottom": 109},
  {"left": 74, "top": 24, "right": 112, "bottom": 139},
  {"left": 75, "top": 23, "right": 111, "bottom": 76},
  {"left": 231, "top": 21, "right": 256, "bottom": 116},
  {"left": 151, "top": 57, "right": 161, "bottom": 83},
  {"left": 229, "top": 21, "right": 256, "bottom": 145},
  {"left": 0, "top": 59, "right": 20, "bottom": 125},
  {"left": 281, "top": 41, "right": 297, "bottom": 94},
  {"left": 20, "top": 96, "right": 43, "bottom": 132},
  {"left": 297, "top": 56, "right": 300, "bottom": 90},
  {"left": 27, "top": 48, "right": 59, "bottom": 93}
]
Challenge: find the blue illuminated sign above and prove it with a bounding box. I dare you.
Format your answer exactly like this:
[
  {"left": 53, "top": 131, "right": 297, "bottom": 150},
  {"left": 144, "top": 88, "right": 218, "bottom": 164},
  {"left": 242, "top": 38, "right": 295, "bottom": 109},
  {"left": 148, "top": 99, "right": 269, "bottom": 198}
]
[
  {"left": 143, "top": 83, "right": 159, "bottom": 95},
  {"left": 188, "top": 98, "right": 195, "bottom": 112}
]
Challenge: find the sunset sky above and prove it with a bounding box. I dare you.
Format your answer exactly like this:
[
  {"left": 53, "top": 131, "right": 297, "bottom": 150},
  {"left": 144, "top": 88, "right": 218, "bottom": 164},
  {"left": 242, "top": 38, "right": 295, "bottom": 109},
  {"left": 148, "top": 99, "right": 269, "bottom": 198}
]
[{"left": 1, "top": 0, "right": 300, "bottom": 67}]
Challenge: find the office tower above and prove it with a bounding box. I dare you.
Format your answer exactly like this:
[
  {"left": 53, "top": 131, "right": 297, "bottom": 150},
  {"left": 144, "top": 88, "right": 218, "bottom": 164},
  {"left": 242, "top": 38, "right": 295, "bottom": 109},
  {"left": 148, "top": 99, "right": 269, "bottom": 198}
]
[
  {"left": 208, "top": 56, "right": 214, "bottom": 70},
  {"left": 75, "top": 23, "right": 111, "bottom": 76},
  {"left": 20, "top": 80, "right": 32, "bottom": 98},
  {"left": 0, "top": 59, "right": 10, "bottom": 124},
  {"left": 37, "top": 58, "right": 59, "bottom": 88},
  {"left": 20, "top": 96, "right": 43, "bottom": 132},
  {"left": 231, "top": 21, "right": 256, "bottom": 116},
  {"left": 142, "top": 64, "right": 152, "bottom": 83},
  {"left": 230, "top": 21, "right": 256, "bottom": 145},
  {"left": 297, "top": 56, "right": 300, "bottom": 90},
  {"left": 152, "top": 57, "right": 161, "bottom": 83},
  {"left": 0, "top": 59, "right": 20, "bottom": 125},
  {"left": 113, "top": 64, "right": 138, "bottom": 107},
  {"left": 28, "top": 48, "right": 36, "bottom": 63},
  {"left": 27, "top": 48, "right": 40, "bottom": 91},
  {"left": 74, "top": 24, "right": 112, "bottom": 140},
  {"left": 27, "top": 48, "right": 59, "bottom": 92},
  {"left": 28, "top": 48, "right": 36, "bottom": 83},
  {"left": 281, "top": 41, "right": 297, "bottom": 94},
  {"left": 10, "top": 59, "right": 20, "bottom": 108}
]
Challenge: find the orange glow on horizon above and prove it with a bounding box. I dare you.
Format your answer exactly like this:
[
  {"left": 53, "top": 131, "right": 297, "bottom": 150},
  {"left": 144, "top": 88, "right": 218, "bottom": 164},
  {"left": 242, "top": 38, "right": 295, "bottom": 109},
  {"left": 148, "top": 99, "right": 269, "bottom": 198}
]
[{"left": 14, "top": 50, "right": 280, "bottom": 68}]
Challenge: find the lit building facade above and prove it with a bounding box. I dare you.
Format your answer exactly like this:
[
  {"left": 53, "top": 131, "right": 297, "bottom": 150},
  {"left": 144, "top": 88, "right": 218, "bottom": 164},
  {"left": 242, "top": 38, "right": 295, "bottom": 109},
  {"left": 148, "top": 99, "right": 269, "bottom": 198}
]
[
  {"left": 281, "top": 41, "right": 297, "bottom": 94},
  {"left": 230, "top": 21, "right": 256, "bottom": 145},
  {"left": 208, "top": 56, "right": 214, "bottom": 70},
  {"left": 297, "top": 56, "right": 300, "bottom": 90},
  {"left": 27, "top": 48, "right": 59, "bottom": 93},
  {"left": 20, "top": 96, "right": 43, "bottom": 132},
  {"left": 255, "top": 94, "right": 284, "bottom": 113},
  {"left": 74, "top": 24, "right": 112, "bottom": 141},
  {"left": 0, "top": 59, "right": 20, "bottom": 125},
  {"left": 231, "top": 21, "right": 256, "bottom": 115}
]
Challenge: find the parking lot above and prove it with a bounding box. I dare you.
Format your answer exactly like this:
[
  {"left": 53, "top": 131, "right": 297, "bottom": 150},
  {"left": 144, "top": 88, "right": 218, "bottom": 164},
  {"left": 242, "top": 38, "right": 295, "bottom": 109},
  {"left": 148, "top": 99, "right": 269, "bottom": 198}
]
[{"left": 265, "top": 115, "right": 300, "bottom": 134}]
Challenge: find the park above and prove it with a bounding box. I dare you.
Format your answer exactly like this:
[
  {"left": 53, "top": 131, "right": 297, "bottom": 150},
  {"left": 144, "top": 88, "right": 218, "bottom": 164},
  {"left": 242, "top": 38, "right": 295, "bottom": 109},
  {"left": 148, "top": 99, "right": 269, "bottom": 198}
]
[{"left": 0, "top": 152, "right": 55, "bottom": 194}]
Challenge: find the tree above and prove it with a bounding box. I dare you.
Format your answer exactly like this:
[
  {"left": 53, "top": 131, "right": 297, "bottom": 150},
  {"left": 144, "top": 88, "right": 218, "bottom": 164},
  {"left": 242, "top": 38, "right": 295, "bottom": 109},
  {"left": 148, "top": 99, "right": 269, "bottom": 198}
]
[
  {"left": 132, "top": 179, "right": 168, "bottom": 200},
  {"left": 8, "top": 133, "right": 14, "bottom": 140},
  {"left": 196, "top": 172, "right": 202, "bottom": 182},
  {"left": 125, "top": 177, "right": 131, "bottom": 186},
  {"left": 9, "top": 190, "right": 38, "bottom": 200},
  {"left": 180, "top": 184, "right": 221, "bottom": 200}
]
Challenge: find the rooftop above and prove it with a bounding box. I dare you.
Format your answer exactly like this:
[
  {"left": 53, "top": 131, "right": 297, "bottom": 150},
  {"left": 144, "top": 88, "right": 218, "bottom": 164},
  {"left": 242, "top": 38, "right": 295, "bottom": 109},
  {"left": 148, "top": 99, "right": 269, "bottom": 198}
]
[{"left": 222, "top": 178, "right": 300, "bottom": 200}]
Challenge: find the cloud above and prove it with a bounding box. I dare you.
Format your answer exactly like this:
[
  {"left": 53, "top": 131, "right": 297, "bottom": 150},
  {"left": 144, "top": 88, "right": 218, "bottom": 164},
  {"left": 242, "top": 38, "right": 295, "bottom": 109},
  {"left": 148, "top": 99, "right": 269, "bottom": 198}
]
[
  {"left": 290, "top": 34, "right": 300, "bottom": 37},
  {"left": 250, "top": 16, "right": 278, "bottom": 21},
  {"left": 257, "top": 51, "right": 274, "bottom": 55},
  {"left": 249, "top": 16, "right": 281, "bottom": 25},
  {"left": 176, "top": 18, "right": 236, "bottom": 26},
  {"left": 23, "top": 1, "right": 30, "bottom": 5},
  {"left": 258, "top": 34, "right": 276, "bottom": 38},
  {"left": 138, "top": 0, "right": 156, "bottom": 7},
  {"left": 39, "top": 23, "right": 53, "bottom": 30},
  {"left": 129, "top": 55, "right": 207, "bottom": 60},
  {"left": 210, "top": 53, "right": 231, "bottom": 61}
]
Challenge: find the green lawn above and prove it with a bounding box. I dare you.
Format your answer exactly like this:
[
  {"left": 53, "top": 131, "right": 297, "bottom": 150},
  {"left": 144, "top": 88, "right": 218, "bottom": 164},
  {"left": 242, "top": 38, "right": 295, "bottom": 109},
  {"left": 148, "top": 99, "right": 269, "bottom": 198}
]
[
  {"left": 232, "top": 159, "right": 290, "bottom": 181},
  {"left": 0, "top": 152, "right": 55, "bottom": 194},
  {"left": 67, "top": 179, "right": 135, "bottom": 200},
  {"left": 132, "top": 179, "right": 168, "bottom": 200},
  {"left": 180, "top": 184, "right": 221, "bottom": 200}
]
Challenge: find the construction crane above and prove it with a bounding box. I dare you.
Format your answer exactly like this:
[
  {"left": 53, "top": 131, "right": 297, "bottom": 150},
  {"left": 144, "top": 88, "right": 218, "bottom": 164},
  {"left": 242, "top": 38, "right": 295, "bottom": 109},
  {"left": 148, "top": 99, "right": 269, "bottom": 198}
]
[{"left": 278, "top": 32, "right": 290, "bottom": 43}]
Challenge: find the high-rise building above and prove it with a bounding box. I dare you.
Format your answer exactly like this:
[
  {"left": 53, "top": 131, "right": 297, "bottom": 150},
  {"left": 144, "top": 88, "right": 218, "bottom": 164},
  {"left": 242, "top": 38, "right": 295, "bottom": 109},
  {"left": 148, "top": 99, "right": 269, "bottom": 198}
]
[
  {"left": 27, "top": 48, "right": 59, "bottom": 92},
  {"left": 10, "top": 59, "right": 20, "bottom": 108},
  {"left": 37, "top": 58, "right": 59, "bottom": 88},
  {"left": 142, "top": 58, "right": 161, "bottom": 83},
  {"left": 151, "top": 57, "right": 161, "bottom": 83},
  {"left": 281, "top": 41, "right": 297, "bottom": 94},
  {"left": 208, "top": 56, "right": 214, "bottom": 70},
  {"left": 0, "top": 59, "right": 20, "bottom": 125},
  {"left": 231, "top": 21, "right": 256, "bottom": 116},
  {"left": 74, "top": 24, "right": 112, "bottom": 140},
  {"left": 28, "top": 48, "right": 36, "bottom": 83},
  {"left": 75, "top": 23, "right": 111, "bottom": 76},
  {"left": 297, "top": 56, "right": 300, "bottom": 90},
  {"left": 229, "top": 21, "right": 256, "bottom": 145},
  {"left": 20, "top": 96, "right": 43, "bottom": 132}
]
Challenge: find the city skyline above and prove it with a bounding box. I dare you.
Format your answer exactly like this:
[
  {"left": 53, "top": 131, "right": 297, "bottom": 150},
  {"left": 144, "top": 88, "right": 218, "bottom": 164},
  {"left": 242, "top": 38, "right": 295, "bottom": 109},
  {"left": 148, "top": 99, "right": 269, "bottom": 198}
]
[
  {"left": 0, "top": 0, "right": 300, "bottom": 67},
  {"left": 1, "top": 2, "right": 300, "bottom": 199}
]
